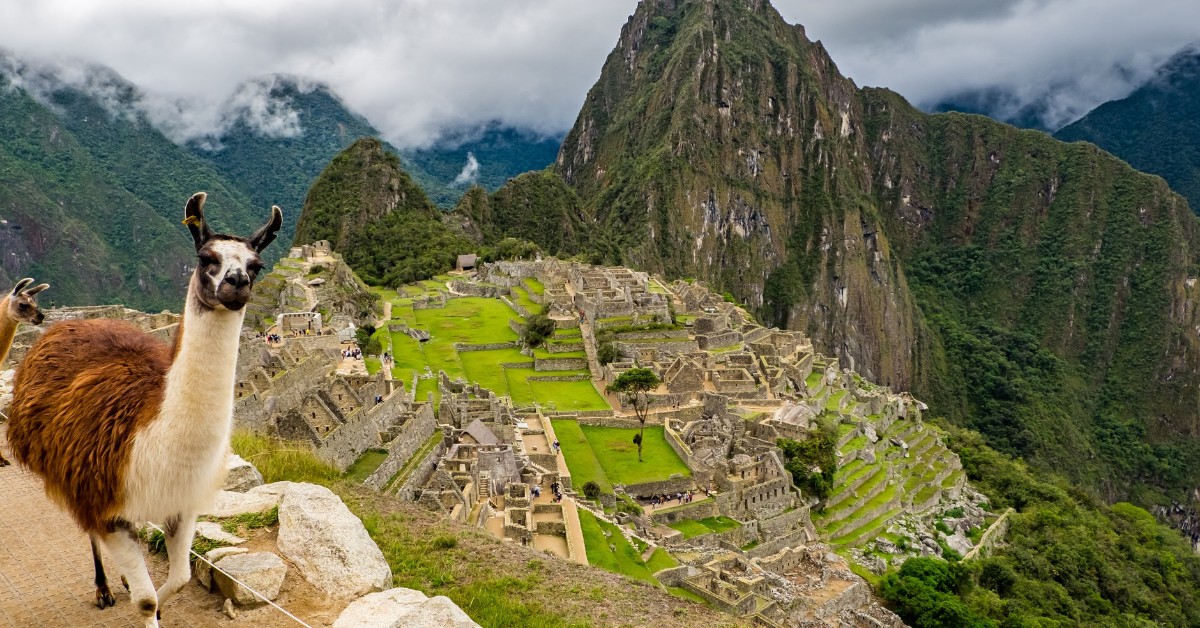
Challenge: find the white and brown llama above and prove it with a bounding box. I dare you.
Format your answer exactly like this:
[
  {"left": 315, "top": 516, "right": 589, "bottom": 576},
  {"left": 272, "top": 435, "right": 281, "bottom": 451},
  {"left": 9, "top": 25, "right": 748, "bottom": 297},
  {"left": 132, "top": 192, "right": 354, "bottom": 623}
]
[
  {"left": 6, "top": 193, "right": 281, "bottom": 627},
  {"left": 0, "top": 277, "right": 49, "bottom": 466}
]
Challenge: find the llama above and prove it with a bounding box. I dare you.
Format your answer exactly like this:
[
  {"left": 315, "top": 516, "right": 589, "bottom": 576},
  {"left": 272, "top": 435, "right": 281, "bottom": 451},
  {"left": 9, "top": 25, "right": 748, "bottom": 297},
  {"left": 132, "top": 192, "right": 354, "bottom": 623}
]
[
  {"left": 0, "top": 277, "right": 49, "bottom": 466},
  {"left": 6, "top": 193, "right": 281, "bottom": 627}
]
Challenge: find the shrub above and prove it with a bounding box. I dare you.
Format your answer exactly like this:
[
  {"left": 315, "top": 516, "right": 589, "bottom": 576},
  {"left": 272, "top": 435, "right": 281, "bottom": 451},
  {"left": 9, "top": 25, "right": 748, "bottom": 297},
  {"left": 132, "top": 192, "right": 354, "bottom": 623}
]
[
  {"left": 582, "top": 481, "right": 602, "bottom": 501},
  {"left": 597, "top": 341, "right": 618, "bottom": 365},
  {"left": 523, "top": 314, "right": 557, "bottom": 348}
]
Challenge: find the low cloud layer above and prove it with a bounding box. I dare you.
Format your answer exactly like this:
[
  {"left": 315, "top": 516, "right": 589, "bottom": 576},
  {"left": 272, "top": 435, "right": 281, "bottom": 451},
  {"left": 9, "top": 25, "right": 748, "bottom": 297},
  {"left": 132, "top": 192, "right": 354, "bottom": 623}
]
[
  {"left": 453, "top": 153, "right": 481, "bottom": 186},
  {"left": 784, "top": 0, "right": 1200, "bottom": 129},
  {"left": 0, "top": 0, "right": 1193, "bottom": 146}
]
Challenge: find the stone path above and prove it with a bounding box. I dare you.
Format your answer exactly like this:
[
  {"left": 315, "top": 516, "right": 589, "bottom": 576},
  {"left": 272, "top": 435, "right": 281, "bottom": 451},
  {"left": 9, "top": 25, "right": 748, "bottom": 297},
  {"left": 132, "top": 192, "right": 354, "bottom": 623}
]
[{"left": 0, "top": 432, "right": 327, "bottom": 627}]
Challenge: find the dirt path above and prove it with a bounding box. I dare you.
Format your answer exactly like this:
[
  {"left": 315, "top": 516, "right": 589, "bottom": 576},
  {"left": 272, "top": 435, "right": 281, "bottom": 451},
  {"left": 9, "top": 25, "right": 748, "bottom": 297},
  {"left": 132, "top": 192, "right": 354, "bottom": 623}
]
[{"left": 0, "top": 432, "right": 336, "bottom": 627}]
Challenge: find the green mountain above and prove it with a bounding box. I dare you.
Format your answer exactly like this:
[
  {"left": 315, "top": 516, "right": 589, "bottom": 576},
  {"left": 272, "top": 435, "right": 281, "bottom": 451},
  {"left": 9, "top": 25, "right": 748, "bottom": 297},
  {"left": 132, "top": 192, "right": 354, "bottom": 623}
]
[
  {"left": 293, "top": 137, "right": 470, "bottom": 286},
  {"left": 455, "top": 169, "right": 588, "bottom": 257},
  {"left": 526, "top": 0, "right": 1200, "bottom": 502},
  {"left": 1055, "top": 45, "right": 1200, "bottom": 214},
  {"left": 187, "top": 76, "right": 441, "bottom": 237},
  {"left": 406, "top": 123, "right": 563, "bottom": 207},
  {"left": 0, "top": 62, "right": 262, "bottom": 311}
]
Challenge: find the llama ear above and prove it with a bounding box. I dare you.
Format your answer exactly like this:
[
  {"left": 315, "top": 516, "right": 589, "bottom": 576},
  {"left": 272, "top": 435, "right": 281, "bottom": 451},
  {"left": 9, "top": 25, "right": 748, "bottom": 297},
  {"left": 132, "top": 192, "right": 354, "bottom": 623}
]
[
  {"left": 248, "top": 205, "right": 284, "bottom": 253},
  {"left": 23, "top": 283, "right": 49, "bottom": 297},
  {"left": 12, "top": 278, "right": 33, "bottom": 296},
  {"left": 183, "top": 192, "right": 213, "bottom": 252}
]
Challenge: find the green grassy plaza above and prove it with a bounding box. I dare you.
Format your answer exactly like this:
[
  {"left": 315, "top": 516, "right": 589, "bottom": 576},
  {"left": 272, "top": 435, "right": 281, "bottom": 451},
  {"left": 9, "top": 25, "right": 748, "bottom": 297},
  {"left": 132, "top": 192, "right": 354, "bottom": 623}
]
[
  {"left": 666, "top": 516, "right": 742, "bottom": 539},
  {"left": 577, "top": 508, "right": 677, "bottom": 585},
  {"left": 364, "top": 290, "right": 608, "bottom": 411},
  {"left": 551, "top": 421, "right": 691, "bottom": 492}
]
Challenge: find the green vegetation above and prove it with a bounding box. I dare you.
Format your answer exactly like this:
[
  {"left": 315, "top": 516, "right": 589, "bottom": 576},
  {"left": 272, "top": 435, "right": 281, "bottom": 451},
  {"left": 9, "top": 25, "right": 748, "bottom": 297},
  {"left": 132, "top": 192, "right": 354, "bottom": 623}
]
[
  {"left": 522, "top": 313, "right": 556, "bottom": 347},
  {"left": 230, "top": 431, "right": 340, "bottom": 486},
  {"left": 0, "top": 71, "right": 264, "bottom": 311},
  {"left": 551, "top": 420, "right": 613, "bottom": 494},
  {"left": 889, "top": 425, "right": 1200, "bottom": 626},
  {"left": 344, "top": 449, "right": 389, "bottom": 483},
  {"left": 1056, "top": 48, "right": 1200, "bottom": 215},
  {"left": 579, "top": 425, "right": 690, "bottom": 486},
  {"left": 552, "top": 421, "right": 690, "bottom": 492},
  {"left": 606, "top": 368, "right": 662, "bottom": 462},
  {"left": 778, "top": 427, "right": 837, "bottom": 500},
  {"left": 293, "top": 137, "right": 472, "bottom": 287},
  {"left": 667, "top": 516, "right": 741, "bottom": 539},
  {"left": 405, "top": 124, "right": 563, "bottom": 208},
  {"left": 460, "top": 169, "right": 590, "bottom": 257},
  {"left": 577, "top": 509, "right": 669, "bottom": 585}
]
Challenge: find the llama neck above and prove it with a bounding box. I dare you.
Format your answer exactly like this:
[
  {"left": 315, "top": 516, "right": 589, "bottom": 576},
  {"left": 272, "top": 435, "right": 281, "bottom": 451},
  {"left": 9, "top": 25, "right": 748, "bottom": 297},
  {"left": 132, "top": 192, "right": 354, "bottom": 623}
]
[
  {"left": 159, "top": 288, "right": 246, "bottom": 441},
  {"left": 0, "top": 297, "right": 17, "bottom": 367}
]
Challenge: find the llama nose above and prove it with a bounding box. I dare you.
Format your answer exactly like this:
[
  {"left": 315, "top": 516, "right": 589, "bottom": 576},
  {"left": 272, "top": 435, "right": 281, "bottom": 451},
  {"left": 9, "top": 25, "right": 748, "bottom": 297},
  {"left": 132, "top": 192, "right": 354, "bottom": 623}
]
[{"left": 224, "top": 271, "right": 250, "bottom": 288}]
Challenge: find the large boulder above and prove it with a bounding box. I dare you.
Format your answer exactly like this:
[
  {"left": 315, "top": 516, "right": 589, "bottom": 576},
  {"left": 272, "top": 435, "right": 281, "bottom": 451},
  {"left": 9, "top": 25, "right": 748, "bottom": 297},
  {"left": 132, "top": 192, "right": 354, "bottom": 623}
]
[
  {"left": 332, "top": 587, "right": 480, "bottom": 628},
  {"left": 276, "top": 483, "right": 391, "bottom": 598},
  {"left": 213, "top": 552, "right": 288, "bottom": 606},
  {"left": 224, "top": 454, "right": 265, "bottom": 492}
]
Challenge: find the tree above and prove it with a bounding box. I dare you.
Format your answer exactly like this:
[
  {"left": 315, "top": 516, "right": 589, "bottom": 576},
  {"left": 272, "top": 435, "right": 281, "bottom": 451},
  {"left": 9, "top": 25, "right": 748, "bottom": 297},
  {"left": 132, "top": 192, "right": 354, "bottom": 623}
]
[
  {"left": 597, "top": 341, "right": 618, "bottom": 365},
  {"left": 582, "top": 480, "right": 602, "bottom": 501},
  {"left": 606, "top": 368, "right": 661, "bottom": 462},
  {"left": 355, "top": 323, "right": 377, "bottom": 352},
  {"left": 523, "top": 314, "right": 557, "bottom": 348}
]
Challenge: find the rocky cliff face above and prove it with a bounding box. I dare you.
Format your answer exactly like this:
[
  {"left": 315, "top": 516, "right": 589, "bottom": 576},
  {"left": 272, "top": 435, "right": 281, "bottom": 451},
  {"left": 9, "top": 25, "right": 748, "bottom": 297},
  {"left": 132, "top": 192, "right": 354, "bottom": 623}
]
[
  {"left": 556, "top": 0, "right": 927, "bottom": 390},
  {"left": 550, "top": 0, "right": 1200, "bottom": 497}
]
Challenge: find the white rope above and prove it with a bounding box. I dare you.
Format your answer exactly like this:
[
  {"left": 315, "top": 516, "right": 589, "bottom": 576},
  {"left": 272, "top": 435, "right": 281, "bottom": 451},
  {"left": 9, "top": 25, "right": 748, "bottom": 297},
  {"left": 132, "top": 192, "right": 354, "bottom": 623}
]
[{"left": 143, "top": 521, "right": 315, "bottom": 628}]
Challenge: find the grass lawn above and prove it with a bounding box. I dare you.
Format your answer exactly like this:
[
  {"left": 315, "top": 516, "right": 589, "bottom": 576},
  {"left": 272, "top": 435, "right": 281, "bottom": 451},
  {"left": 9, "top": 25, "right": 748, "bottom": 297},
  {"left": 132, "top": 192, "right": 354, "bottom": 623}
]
[
  {"left": 577, "top": 509, "right": 661, "bottom": 585},
  {"left": 698, "top": 516, "right": 740, "bottom": 534},
  {"left": 523, "top": 278, "right": 545, "bottom": 296},
  {"left": 645, "top": 547, "right": 678, "bottom": 573},
  {"left": 667, "top": 516, "right": 740, "bottom": 539},
  {"left": 511, "top": 286, "right": 542, "bottom": 315},
  {"left": 579, "top": 425, "right": 691, "bottom": 486},
  {"left": 528, "top": 379, "right": 609, "bottom": 412},
  {"left": 344, "top": 449, "right": 389, "bottom": 483},
  {"left": 667, "top": 519, "right": 711, "bottom": 539},
  {"left": 551, "top": 420, "right": 612, "bottom": 493}
]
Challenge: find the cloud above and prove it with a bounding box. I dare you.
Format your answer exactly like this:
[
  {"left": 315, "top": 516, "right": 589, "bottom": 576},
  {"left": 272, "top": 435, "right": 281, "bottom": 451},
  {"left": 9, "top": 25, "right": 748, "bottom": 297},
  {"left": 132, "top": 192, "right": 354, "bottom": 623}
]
[
  {"left": 778, "top": 0, "right": 1200, "bottom": 129},
  {"left": 0, "top": 0, "right": 635, "bottom": 148},
  {"left": 0, "top": 0, "right": 1193, "bottom": 145},
  {"left": 453, "top": 153, "right": 481, "bottom": 186}
]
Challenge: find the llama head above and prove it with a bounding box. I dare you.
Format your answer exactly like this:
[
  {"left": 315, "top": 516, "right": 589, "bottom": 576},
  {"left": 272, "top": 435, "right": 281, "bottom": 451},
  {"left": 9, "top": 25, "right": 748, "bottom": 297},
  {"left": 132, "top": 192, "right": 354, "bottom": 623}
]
[
  {"left": 183, "top": 192, "right": 283, "bottom": 312},
  {"left": 6, "top": 278, "right": 49, "bottom": 325}
]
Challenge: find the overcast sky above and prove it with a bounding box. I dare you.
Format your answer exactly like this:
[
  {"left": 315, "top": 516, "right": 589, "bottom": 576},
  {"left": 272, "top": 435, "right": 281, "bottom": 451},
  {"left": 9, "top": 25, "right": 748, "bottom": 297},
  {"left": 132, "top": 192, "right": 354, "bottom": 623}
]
[{"left": 0, "top": 0, "right": 1195, "bottom": 147}]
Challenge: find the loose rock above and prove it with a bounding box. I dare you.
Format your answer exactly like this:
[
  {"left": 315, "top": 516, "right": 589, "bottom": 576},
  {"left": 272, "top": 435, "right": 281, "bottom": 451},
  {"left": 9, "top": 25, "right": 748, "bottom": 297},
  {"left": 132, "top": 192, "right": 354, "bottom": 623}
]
[
  {"left": 197, "top": 547, "right": 249, "bottom": 590},
  {"left": 204, "top": 482, "right": 293, "bottom": 518},
  {"left": 332, "top": 587, "right": 480, "bottom": 628},
  {"left": 195, "top": 521, "right": 246, "bottom": 546},
  {"left": 213, "top": 552, "right": 288, "bottom": 607},
  {"left": 224, "top": 453, "right": 265, "bottom": 492}
]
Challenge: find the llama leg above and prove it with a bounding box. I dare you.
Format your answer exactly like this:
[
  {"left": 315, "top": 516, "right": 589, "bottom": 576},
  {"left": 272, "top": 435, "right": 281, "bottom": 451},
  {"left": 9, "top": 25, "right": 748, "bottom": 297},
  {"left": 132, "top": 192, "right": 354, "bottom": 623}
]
[
  {"left": 154, "top": 514, "right": 194, "bottom": 615},
  {"left": 100, "top": 520, "right": 158, "bottom": 628},
  {"left": 90, "top": 534, "right": 116, "bottom": 609}
]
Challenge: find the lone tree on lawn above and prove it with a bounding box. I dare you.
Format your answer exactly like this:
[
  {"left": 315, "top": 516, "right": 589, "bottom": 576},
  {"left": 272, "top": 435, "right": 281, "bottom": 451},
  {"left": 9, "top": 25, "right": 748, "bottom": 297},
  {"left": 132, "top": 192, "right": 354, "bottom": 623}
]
[{"left": 606, "top": 367, "right": 661, "bottom": 462}]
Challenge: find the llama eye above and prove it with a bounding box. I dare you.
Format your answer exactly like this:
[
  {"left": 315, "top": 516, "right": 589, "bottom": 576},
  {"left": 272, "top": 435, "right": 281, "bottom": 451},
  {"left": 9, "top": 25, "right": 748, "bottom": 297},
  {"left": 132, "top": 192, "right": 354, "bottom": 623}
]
[
  {"left": 247, "top": 262, "right": 263, "bottom": 274},
  {"left": 198, "top": 254, "right": 217, "bottom": 266}
]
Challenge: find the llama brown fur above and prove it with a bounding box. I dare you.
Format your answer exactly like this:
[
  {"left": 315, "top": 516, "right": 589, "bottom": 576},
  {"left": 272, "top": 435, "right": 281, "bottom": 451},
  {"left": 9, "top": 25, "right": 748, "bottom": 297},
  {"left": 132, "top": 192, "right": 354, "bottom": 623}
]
[{"left": 7, "top": 319, "right": 169, "bottom": 532}]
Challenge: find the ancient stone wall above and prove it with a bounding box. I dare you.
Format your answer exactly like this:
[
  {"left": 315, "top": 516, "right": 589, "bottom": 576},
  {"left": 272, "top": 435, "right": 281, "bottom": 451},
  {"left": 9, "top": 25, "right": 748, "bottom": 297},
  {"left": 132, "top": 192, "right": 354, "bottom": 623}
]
[
  {"left": 534, "top": 357, "right": 588, "bottom": 371},
  {"left": 363, "top": 404, "right": 438, "bottom": 490}
]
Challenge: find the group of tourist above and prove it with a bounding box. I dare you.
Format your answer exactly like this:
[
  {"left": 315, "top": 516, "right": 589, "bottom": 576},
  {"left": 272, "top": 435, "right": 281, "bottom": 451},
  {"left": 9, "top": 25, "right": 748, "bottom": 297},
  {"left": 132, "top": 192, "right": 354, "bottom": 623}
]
[
  {"left": 645, "top": 491, "right": 694, "bottom": 507},
  {"left": 260, "top": 332, "right": 283, "bottom": 344},
  {"left": 342, "top": 348, "right": 363, "bottom": 360},
  {"left": 549, "top": 481, "right": 564, "bottom": 503}
]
